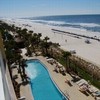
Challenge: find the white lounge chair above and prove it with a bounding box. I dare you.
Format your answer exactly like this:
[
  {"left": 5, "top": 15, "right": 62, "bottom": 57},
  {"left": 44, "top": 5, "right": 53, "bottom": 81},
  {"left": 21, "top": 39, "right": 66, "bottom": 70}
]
[
  {"left": 76, "top": 79, "right": 88, "bottom": 86},
  {"left": 18, "top": 96, "right": 26, "bottom": 100},
  {"left": 79, "top": 85, "right": 88, "bottom": 92},
  {"left": 92, "top": 91, "right": 100, "bottom": 97},
  {"left": 88, "top": 86, "right": 99, "bottom": 94},
  {"left": 95, "top": 96, "right": 100, "bottom": 100}
]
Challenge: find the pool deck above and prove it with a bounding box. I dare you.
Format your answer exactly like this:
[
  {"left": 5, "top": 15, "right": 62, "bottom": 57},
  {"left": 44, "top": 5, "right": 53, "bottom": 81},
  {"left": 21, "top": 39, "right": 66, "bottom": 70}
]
[
  {"left": 12, "top": 64, "right": 34, "bottom": 100},
  {"left": 25, "top": 55, "right": 95, "bottom": 100},
  {"left": 14, "top": 48, "right": 97, "bottom": 100}
]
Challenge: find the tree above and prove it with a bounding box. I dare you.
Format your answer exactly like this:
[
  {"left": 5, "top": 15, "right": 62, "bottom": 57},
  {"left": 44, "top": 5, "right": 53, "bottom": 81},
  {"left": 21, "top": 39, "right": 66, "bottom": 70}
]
[
  {"left": 37, "top": 33, "right": 42, "bottom": 43},
  {"left": 17, "top": 28, "right": 28, "bottom": 40},
  {"left": 38, "top": 33, "right": 42, "bottom": 44},
  {"left": 11, "top": 24, "right": 15, "bottom": 32},
  {"left": 31, "top": 34, "right": 38, "bottom": 51},
  {"left": 29, "top": 30, "right": 33, "bottom": 34},
  {"left": 44, "top": 36, "right": 49, "bottom": 42},
  {"left": 20, "top": 59, "right": 28, "bottom": 82},
  {"left": 26, "top": 47, "right": 32, "bottom": 56},
  {"left": 41, "top": 36, "right": 52, "bottom": 56},
  {"left": 63, "top": 51, "right": 71, "bottom": 73}
]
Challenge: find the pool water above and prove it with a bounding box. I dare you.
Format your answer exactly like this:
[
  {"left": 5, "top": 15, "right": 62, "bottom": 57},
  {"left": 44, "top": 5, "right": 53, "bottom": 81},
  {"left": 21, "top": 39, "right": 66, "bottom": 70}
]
[{"left": 26, "top": 60, "right": 67, "bottom": 100}]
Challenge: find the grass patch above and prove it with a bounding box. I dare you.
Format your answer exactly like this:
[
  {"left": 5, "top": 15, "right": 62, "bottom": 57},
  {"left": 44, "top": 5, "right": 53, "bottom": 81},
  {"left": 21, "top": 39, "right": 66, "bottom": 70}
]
[{"left": 57, "top": 56, "right": 100, "bottom": 89}]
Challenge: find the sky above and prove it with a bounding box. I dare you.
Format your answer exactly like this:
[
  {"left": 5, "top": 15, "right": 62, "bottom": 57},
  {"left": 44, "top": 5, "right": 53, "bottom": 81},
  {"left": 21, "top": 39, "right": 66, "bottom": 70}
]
[{"left": 0, "top": 0, "right": 100, "bottom": 18}]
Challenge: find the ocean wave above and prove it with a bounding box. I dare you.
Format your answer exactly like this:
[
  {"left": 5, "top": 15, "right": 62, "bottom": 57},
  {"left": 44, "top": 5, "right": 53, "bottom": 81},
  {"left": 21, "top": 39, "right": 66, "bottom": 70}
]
[
  {"left": 78, "top": 23, "right": 100, "bottom": 27},
  {"left": 32, "top": 19, "right": 100, "bottom": 27},
  {"left": 32, "top": 20, "right": 66, "bottom": 25},
  {"left": 31, "top": 19, "right": 100, "bottom": 32}
]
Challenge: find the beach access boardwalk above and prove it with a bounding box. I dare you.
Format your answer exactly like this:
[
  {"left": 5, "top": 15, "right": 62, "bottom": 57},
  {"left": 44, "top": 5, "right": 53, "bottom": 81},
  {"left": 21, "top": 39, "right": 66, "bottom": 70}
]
[{"left": 25, "top": 56, "right": 94, "bottom": 100}]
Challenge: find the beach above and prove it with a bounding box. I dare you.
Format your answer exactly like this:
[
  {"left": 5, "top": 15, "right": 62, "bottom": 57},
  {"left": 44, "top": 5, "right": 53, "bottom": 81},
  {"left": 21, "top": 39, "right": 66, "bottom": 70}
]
[{"left": 2, "top": 18, "right": 100, "bottom": 66}]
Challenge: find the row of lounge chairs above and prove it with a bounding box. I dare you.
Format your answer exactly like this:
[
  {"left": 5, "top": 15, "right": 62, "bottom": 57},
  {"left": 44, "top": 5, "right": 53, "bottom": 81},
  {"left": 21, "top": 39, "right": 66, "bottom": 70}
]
[
  {"left": 54, "top": 66, "right": 66, "bottom": 75},
  {"left": 46, "top": 57, "right": 66, "bottom": 75},
  {"left": 76, "top": 79, "right": 100, "bottom": 100},
  {"left": 45, "top": 57, "right": 100, "bottom": 99}
]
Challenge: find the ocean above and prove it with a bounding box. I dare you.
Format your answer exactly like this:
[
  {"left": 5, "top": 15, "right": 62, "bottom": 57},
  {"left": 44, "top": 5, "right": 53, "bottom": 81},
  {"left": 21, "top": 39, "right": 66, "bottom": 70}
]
[{"left": 27, "top": 14, "right": 100, "bottom": 33}]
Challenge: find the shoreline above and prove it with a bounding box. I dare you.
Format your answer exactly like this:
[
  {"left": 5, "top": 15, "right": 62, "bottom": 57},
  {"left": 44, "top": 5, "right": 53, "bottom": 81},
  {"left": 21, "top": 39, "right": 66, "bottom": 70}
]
[{"left": 1, "top": 18, "right": 100, "bottom": 67}]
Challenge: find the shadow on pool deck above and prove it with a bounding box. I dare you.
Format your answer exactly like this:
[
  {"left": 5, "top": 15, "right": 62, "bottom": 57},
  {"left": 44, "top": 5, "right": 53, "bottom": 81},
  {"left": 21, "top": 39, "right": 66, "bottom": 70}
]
[{"left": 79, "top": 90, "right": 90, "bottom": 96}]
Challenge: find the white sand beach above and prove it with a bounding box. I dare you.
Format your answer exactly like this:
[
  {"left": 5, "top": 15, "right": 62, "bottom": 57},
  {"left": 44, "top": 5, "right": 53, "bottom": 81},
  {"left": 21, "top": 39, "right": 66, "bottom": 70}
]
[{"left": 2, "top": 18, "right": 100, "bottom": 66}]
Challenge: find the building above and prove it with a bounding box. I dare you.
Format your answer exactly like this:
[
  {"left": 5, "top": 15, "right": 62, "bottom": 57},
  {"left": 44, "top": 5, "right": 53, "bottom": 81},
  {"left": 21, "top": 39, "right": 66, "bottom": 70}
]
[{"left": 0, "top": 33, "right": 17, "bottom": 100}]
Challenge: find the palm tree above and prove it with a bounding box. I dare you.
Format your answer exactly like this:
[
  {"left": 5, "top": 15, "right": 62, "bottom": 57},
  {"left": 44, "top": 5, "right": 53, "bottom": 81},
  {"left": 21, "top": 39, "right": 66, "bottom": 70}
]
[
  {"left": 41, "top": 36, "right": 52, "bottom": 56},
  {"left": 44, "top": 36, "right": 49, "bottom": 42},
  {"left": 17, "top": 28, "right": 28, "bottom": 40},
  {"left": 20, "top": 59, "right": 28, "bottom": 82},
  {"left": 29, "top": 30, "right": 33, "bottom": 34},
  {"left": 63, "top": 51, "right": 71, "bottom": 73},
  {"left": 26, "top": 47, "right": 32, "bottom": 56},
  {"left": 24, "top": 30, "right": 33, "bottom": 47},
  {"left": 11, "top": 24, "right": 16, "bottom": 32},
  {"left": 31, "top": 34, "right": 38, "bottom": 51},
  {"left": 33, "top": 33, "right": 38, "bottom": 37},
  {"left": 37, "top": 33, "right": 42, "bottom": 44}
]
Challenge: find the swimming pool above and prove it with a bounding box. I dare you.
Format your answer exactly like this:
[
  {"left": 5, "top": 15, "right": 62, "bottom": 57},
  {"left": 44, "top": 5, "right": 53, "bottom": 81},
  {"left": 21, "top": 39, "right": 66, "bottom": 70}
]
[{"left": 26, "top": 59, "right": 67, "bottom": 100}]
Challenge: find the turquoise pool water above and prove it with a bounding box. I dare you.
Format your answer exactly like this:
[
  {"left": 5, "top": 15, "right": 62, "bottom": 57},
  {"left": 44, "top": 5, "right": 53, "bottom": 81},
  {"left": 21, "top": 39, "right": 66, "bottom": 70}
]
[{"left": 26, "top": 59, "right": 67, "bottom": 100}]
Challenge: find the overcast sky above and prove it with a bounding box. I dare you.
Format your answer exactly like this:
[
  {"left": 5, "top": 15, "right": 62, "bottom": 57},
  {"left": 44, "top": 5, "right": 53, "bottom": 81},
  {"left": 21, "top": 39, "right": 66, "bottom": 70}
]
[{"left": 0, "top": 0, "right": 100, "bottom": 18}]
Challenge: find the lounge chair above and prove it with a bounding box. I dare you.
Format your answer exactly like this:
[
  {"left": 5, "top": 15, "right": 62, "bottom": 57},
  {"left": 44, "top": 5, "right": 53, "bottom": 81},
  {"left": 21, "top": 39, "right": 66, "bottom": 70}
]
[
  {"left": 76, "top": 79, "right": 88, "bottom": 86},
  {"left": 87, "top": 86, "right": 99, "bottom": 94},
  {"left": 47, "top": 58, "right": 55, "bottom": 64},
  {"left": 79, "top": 86, "right": 89, "bottom": 96},
  {"left": 45, "top": 56, "right": 49, "bottom": 59},
  {"left": 95, "top": 96, "right": 100, "bottom": 100},
  {"left": 59, "top": 67, "right": 66, "bottom": 75},
  {"left": 56, "top": 62, "right": 63, "bottom": 68},
  {"left": 54, "top": 67, "right": 59, "bottom": 73},
  {"left": 71, "top": 74, "right": 81, "bottom": 82},
  {"left": 92, "top": 91, "right": 100, "bottom": 97},
  {"left": 18, "top": 96, "right": 26, "bottom": 100},
  {"left": 79, "top": 84, "right": 88, "bottom": 91}
]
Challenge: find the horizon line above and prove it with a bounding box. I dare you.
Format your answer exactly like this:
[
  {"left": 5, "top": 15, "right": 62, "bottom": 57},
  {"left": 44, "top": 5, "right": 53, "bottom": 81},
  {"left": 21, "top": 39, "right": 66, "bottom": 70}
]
[{"left": 0, "top": 13, "right": 100, "bottom": 19}]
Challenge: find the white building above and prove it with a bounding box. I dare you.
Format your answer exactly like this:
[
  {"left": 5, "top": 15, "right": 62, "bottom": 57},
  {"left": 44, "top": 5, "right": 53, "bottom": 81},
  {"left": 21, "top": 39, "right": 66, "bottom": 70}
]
[{"left": 0, "top": 33, "right": 17, "bottom": 100}]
